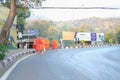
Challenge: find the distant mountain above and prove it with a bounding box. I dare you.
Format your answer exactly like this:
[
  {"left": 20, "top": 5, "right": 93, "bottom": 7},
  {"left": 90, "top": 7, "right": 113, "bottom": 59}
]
[
  {"left": 26, "top": 16, "right": 120, "bottom": 33},
  {"left": 55, "top": 17, "right": 120, "bottom": 33}
]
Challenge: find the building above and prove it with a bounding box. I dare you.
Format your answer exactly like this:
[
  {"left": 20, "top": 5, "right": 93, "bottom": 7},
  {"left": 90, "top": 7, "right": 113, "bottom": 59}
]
[{"left": 17, "top": 33, "right": 37, "bottom": 48}]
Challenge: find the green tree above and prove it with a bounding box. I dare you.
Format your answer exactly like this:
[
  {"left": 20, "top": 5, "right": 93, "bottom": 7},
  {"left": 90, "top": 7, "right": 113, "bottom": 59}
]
[
  {"left": 0, "top": 0, "right": 16, "bottom": 45},
  {"left": 17, "top": 6, "right": 27, "bottom": 33},
  {"left": 0, "top": 0, "right": 46, "bottom": 46},
  {"left": 116, "top": 31, "right": 120, "bottom": 43},
  {"left": 79, "top": 23, "right": 89, "bottom": 32},
  {"left": 115, "top": 25, "right": 120, "bottom": 43},
  {"left": 105, "top": 31, "right": 116, "bottom": 43}
]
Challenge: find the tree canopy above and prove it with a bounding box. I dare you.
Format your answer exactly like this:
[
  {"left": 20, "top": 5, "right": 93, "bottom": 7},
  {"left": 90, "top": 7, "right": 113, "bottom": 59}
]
[{"left": 0, "top": 0, "right": 46, "bottom": 46}]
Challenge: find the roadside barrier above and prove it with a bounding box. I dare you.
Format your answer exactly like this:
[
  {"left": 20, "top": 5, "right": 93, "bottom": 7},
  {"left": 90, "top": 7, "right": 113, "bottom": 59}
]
[
  {"left": 1, "top": 49, "right": 35, "bottom": 67},
  {"left": 63, "top": 44, "right": 120, "bottom": 49}
]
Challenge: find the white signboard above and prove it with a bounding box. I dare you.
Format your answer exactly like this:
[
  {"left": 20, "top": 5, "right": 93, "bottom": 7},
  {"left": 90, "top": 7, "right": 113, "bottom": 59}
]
[
  {"left": 75, "top": 32, "right": 104, "bottom": 42},
  {"left": 75, "top": 32, "right": 91, "bottom": 41}
]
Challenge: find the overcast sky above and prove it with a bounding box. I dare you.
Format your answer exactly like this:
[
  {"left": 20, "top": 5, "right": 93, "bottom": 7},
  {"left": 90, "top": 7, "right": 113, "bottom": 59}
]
[{"left": 28, "top": 0, "right": 120, "bottom": 21}]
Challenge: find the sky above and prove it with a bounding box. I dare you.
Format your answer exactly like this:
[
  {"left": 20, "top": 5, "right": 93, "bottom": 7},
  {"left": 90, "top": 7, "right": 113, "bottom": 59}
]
[{"left": 28, "top": 0, "right": 120, "bottom": 21}]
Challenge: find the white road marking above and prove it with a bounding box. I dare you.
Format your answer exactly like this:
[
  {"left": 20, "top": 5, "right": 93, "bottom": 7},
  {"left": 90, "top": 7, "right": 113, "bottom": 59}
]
[{"left": 0, "top": 54, "right": 35, "bottom": 80}]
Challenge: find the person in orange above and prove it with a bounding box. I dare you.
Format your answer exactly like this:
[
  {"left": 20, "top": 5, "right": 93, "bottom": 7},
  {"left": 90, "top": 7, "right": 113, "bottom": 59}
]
[
  {"left": 46, "top": 39, "right": 50, "bottom": 50},
  {"left": 55, "top": 40, "right": 58, "bottom": 49},
  {"left": 33, "top": 37, "right": 44, "bottom": 54},
  {"left": 33, "top": 38, "right": 41, "bottom": 52},
  {"left": 44, "top": 38, "right": 50, "bottom": 51},
  {"left": 44, "top": 38, "right": 48, "bottom": 51},
  {"left": 51, "top": 39, "right": 58, "bottom": 49},
  {"left": 51, "top": 39, "right": 55, "bottom": 49},
  {"left": 39, "top": 37, "right": 45, "bottom": 54}
]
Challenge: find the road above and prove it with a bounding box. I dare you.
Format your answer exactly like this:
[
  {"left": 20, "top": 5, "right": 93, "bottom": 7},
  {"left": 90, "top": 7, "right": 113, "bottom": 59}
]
[{"left": 6, "top": 46, "right": 120, "bottom": 80}]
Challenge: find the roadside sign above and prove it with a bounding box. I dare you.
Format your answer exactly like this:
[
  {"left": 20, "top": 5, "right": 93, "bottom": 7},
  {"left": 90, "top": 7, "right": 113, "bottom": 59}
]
[
  {"left": 91, "top": 33, "right": 96, "bottom": 41},
  {"left": 62, "top": 32, "right": 74, "bottom": 40},
  {"left": 27, "top": 30, "right": 39, "bottom": 35},
  {"left": 75, "top": 32, "right": 91, "bottom": 41}
]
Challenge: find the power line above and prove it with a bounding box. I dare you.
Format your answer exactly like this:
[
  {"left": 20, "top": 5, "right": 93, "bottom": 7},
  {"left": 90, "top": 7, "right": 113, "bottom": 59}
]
[{"left": 29, "top": 6, "right": 120, "bottom": 9}]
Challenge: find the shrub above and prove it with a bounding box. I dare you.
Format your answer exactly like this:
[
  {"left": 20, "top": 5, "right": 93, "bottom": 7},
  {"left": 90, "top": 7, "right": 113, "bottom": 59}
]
[
  {"left": 0, "top": 53, "right": 5, "bottom": 60},
  {"left": 0, "top": 43, "right": 8, "bottom": 61}
]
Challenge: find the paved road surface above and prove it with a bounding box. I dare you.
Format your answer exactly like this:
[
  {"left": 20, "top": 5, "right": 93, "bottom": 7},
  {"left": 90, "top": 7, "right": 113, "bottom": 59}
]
[{"left": 6, "top": 46, "right": 120, "bottom": 80}]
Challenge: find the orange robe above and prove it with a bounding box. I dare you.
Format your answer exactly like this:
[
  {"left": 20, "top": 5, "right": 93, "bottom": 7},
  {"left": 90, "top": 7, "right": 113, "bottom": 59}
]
[
  {"left": 55, "top": 41, "right": 58, "bottom": 49},
  {"left": 52, "top": 40, "right": 58, "bottom": 49},
  {"left": 44, "top": 39, "right": 48, "bottom": 51},
  {"left": 39, "top": 38, "right": 44, "bottom": 52},
  {"left": 33, "top": 38, "right": 41, "bottom": 51},
  {"left": 47, "top": 39, "right": 50, "bottom": 50}
]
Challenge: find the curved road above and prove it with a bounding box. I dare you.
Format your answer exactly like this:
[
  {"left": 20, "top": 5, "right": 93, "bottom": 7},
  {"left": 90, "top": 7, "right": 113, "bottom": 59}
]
[{"left": 6, "top": 46, "right": 120, "bottom": 80}]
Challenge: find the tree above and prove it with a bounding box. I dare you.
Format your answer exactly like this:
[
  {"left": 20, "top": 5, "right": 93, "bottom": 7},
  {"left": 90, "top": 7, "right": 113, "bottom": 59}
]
[
  {"left": 17, "top": 6, "right": 27, "bottom": 33},
  {"left": 116, "top": 31, "right": 120, "bottom": 43},
  {"left": 0, "top": 0, "right": 16, "bottom": 46},
  {"left": 0, "top": 0, "right": 46, "bottom": 46},
  {"left": 115, "top": 25, "right": 120, "bottom": 43},
  {"left": 79, "top": 23, "right": 89, "bottom": 32}
]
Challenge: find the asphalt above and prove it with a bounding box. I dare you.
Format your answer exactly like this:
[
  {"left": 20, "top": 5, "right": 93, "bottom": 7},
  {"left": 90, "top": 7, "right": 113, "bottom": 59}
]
[
  {"left": 0, "top": 48, "right": 34, "bottom": 78},
  {"left": 5, "top": 46, "right": 120, "bottom": 80}
]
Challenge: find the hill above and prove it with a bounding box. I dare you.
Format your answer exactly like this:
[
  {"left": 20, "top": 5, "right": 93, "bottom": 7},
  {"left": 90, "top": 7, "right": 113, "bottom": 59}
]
[{"left": 55, "top": 17, "right": 120, "bottom": 33}]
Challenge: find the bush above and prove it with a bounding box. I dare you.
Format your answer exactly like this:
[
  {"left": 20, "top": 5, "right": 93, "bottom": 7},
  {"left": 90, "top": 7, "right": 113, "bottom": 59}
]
[
  {"left": 116, "top": 31, "right": 120, "bottom": 44},
  {"left": 0, "top": 53, "right": 5, "bottom": 60},
  {"left": 0, "top": 43, "right": 8, "bottom": 61}
]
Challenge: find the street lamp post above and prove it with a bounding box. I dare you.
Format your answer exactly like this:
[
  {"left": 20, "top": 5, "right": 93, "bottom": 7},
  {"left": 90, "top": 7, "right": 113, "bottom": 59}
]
[{"left": 60, "top": 38, "right": 63, "bottom": 48}]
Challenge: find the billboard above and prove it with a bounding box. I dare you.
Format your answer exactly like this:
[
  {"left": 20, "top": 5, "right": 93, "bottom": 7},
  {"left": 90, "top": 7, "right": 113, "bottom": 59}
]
[
  {"left": 75, "top": 32, "right": 91, "bottom": 41},
  {"left": 62, "top": 32, "right": 104, "bottom": 42},
  {"left": 97, "top": 33, "right": 104, "bottom": 41},
  {"left": 91, "top": 33, "right": 97, "bottom": 41},
  {"left": 27, "top": 30, "right": 39, "bottom": 35},
  {"left": 62, "top": 32, "right": 74, "bottom": 40}
]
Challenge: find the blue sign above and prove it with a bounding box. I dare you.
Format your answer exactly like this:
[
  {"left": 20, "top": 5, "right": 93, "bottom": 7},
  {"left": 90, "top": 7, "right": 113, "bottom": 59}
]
[
  {"left": 91, "top": 33, "right": 96, "bottom": 37},
  {"left": 91, "top": 37, "right": 96, "bottom": 41},
  {"left": 27, "top": 30, "right": 39, "bottom": 35},
  {"left": 91, "top": 33, "right": 96, "bottom": 41}
]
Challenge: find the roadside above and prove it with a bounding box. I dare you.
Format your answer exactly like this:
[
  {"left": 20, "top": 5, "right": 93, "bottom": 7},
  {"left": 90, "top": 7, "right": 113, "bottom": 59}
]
[
  {"left": 0, "top": 49, "right": 35, "bottom": 77},
  {"left": 4, "top": 49, "right": 24, "bottom": 59},
  {"left": 0, "top": 44, "right": 119, "bottom": 78}
]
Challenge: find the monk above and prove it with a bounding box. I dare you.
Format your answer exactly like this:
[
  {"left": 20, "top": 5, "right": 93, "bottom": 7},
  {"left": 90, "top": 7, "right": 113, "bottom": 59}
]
[
  {"left": 33, "top": 37, "right": 44, "bottom": 54},
  {"left": 46, "top": 39, "right": 50, "bottom": 50},
  {"left": 33, "top": 38, "right": 41, "bottom": 52},
  {"left": 38, "top": 37, "right": 45, "bottom": 54},
  {"left": 52, "top": 39, "right": 58, "bottom": 49}
]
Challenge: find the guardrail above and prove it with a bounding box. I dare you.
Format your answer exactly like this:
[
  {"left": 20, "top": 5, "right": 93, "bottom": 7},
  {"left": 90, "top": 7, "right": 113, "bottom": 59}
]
[
  {"left": 0, "top": 49, "right": 35, "bottom": 68},
  {"left": 63, "top": 44, "right": 120, "bottom": 49}
]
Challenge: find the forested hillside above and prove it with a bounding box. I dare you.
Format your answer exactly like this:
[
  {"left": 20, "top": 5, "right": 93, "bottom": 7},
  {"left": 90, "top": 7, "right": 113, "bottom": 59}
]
[
  {"left": 26, "top": 17, "right": 120, "bottom": 43},
  {"left": 55, "top": 17, "right": 120, "bottom": 33}
]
